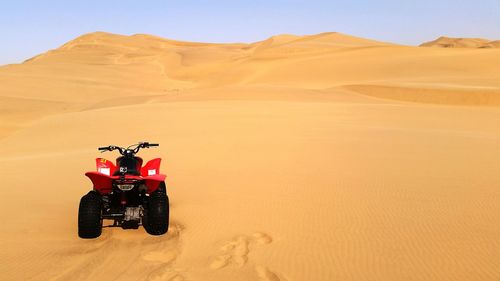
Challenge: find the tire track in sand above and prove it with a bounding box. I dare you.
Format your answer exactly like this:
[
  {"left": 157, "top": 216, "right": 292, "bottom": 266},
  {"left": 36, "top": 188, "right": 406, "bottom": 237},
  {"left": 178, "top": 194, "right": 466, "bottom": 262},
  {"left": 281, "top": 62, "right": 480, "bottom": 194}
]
[{"left": 41, "top": 222, "right": 185, "bottom": 281}]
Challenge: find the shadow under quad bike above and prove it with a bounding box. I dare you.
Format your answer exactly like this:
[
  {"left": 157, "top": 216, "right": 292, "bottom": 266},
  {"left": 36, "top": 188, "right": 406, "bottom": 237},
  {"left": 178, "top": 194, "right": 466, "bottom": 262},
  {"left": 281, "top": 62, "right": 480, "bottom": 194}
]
[{"left": 78, "top": 142, "right": 169, "bottom": 238}]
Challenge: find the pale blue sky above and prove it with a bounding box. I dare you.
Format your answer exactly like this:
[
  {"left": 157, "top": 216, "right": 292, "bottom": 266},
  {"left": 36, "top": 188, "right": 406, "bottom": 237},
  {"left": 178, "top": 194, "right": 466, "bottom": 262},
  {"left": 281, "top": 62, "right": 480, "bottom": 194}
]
[{"left": 1, "top": 0, "right": 499, "bottom": 64}]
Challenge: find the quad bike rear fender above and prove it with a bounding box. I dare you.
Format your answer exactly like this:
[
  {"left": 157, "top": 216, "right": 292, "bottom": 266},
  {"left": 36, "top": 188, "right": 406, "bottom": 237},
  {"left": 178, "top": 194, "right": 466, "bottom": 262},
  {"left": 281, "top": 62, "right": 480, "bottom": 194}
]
[
  {"left": 86, "top": 157, "right": 166, "bottom": 194},
  {"left": 85, "top": 173, "right": 166, "bottom": 194}
]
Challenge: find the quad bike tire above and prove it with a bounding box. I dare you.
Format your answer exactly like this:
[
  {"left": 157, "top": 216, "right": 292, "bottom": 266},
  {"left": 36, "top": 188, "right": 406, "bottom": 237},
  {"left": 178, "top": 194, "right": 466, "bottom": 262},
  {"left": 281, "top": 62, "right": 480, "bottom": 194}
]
[
  {"left": 143, "top": 182, "right": 169, "bottom": 235},
  {"left": 78, "top": 191, "right": 103, "bottom": 238}
]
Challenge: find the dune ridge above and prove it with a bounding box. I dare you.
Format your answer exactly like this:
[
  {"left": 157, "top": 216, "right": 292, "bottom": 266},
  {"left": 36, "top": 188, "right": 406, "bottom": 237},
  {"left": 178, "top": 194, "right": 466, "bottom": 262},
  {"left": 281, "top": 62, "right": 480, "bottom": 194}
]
[
  {"left": 1, "top": 31, "right": 500, "bottom": 281},
  {"left": 420, "top": 36, "right": 500, "bottom": 48}
]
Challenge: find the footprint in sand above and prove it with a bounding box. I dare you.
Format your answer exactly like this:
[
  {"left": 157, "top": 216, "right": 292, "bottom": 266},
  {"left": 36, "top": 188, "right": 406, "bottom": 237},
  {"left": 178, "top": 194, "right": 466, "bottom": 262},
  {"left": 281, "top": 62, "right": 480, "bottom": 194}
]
[
  {"left": 210, "top": 232, "right": 273, "bottom": 269},
  {"left": 253, "top": 232, "right": 273, "bottom": 244},
  {"left": 147, "top": 271, "right": 185, "bottom": 281},
  {"left": 256, "top": 266, "right": 281, "bottom": 281}
]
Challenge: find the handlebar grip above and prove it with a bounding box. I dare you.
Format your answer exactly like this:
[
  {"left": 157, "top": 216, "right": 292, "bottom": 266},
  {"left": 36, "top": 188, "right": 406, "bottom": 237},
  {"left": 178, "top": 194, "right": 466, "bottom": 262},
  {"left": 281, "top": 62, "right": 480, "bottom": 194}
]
[
  {"left": 98, "top": 146, "right": 109, "bottom": 151},
  {"left": 149, "top": 143, "right": 159, "bottom": 147}
]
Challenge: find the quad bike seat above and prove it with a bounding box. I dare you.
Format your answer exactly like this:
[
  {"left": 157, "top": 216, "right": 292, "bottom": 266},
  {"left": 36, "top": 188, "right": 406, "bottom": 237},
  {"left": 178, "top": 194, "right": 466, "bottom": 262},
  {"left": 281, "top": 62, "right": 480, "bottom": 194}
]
[{"left": 113, "top": 156, "right": 143, "bottom": 176}]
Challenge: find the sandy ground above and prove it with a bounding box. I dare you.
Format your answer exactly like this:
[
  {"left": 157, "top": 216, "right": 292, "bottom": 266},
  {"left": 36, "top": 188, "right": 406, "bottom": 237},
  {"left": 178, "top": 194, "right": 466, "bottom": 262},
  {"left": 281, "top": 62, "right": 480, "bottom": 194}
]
[{"left": 1, "top": 32, "right": 500, "bottom": 281}]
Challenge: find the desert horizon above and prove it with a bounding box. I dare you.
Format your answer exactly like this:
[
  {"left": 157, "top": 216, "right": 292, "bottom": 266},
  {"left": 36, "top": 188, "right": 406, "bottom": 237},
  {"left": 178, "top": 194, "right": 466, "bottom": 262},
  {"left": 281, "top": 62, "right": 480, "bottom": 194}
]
[
  {"left": 2, "top": 23, "right": 500, "bottom": 281},
  {"left": 5, "top": 31, "right": 500, "bottom": 66}
]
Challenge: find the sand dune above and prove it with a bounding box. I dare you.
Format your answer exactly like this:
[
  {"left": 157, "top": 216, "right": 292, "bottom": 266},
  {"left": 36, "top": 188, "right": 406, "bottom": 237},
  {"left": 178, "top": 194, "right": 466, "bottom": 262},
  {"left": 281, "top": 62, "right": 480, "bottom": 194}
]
[
  {"left": 1, "top": 32, "right": 500, "bottom": 281},
  {"left": 420, "top": 36, "right": 500, "bottom": 48},
  {"left": 344, "top": 84, "right": 500, "bottom": 106}
]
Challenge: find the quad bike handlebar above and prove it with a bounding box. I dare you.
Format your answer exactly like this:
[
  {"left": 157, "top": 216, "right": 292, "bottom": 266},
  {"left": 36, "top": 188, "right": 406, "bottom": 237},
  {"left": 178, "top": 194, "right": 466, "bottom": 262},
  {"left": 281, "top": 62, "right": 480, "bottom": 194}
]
[{"left": 98, "top": 142, "right": 159, "bottom": 155}]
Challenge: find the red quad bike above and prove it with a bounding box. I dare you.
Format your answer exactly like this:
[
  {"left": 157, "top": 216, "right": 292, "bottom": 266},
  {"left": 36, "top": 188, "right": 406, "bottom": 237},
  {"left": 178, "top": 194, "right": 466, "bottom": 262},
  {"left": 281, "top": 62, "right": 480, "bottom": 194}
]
[{"left": 78, "top": 142, "right": 169, "bottom": 238}]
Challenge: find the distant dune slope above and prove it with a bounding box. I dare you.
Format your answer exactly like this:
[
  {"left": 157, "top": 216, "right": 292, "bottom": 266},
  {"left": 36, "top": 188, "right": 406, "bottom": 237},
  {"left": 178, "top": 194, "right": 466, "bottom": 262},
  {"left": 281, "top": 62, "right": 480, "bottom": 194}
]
[
  {"left": 344, "top": 84, "right": 500, "bottom": 106},
  {"left": 1, "top": 32, "right": 499, "bottom": 99},
  {"left": 420, "top": 36, "right": 500, "bottom": 48},
  {"left": 1, "top": 31, "right": 500, "bottom": 138}
]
